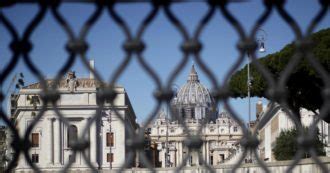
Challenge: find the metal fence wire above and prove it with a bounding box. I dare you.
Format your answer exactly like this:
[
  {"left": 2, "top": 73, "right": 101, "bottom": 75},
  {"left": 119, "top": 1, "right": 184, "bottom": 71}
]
[{"left": 1, "top": 0, "right": 330, "bottom": 172}]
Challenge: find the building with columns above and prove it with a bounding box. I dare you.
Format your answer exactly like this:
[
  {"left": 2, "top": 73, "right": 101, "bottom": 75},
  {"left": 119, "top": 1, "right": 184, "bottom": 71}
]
[
  {"left": 148, "top": 65, "right": 243, "bottom": 167},
  {"left": 9, "top": 71, "right": 138, "bottom": 172}
]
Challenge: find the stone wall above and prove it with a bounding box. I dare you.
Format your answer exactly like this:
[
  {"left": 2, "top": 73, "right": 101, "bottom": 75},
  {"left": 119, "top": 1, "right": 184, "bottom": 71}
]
[
  {"left": 13, "top": 157, "right": 330, "bottom": 172},
  {"left": 118, "top": 157, "right": 330, "bottom": 173}
]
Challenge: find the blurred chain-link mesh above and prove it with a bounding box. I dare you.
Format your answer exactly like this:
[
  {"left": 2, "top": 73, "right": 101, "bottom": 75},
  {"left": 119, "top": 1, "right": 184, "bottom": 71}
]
[{"left": 1, "top": 0, "right": 330, "bottom": 172}]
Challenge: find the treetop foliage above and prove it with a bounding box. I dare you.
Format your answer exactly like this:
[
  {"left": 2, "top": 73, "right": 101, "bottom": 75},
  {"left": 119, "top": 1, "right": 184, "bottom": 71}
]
[
  {"left": 272, "top": 127, "right": 326, "bottom": 161},
  {"left": 229, "top": 28, "right": 330, "bottom": 121}
]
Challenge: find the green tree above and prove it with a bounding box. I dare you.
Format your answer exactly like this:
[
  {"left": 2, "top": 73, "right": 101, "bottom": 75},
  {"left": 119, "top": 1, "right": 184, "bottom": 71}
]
[
  {"left": 272, "top": 128, "right": 325, "bottom": 161},
  {"left": 229, "top": 28, "right": 330, "bottom": 122}
]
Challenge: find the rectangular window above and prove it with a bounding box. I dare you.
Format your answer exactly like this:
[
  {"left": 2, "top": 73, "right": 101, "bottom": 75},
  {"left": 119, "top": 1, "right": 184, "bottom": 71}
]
[
  {"left": 69, "top": 154, "right": 76, "bottom": 163},
  {"left": 106, "top": 132, "right": 114, "bottom": 147},
  {"left": 107, "top": 153, "right": 113, "bottom": 162},
  {"left": 31, "top": 133, "right": 39, "bottom": 148},
  {"left": 220, "top": 154, "right": 225, "bottom": 162},
  {"left": 67, "top": 125, "right": 78, "bottom": 148},
  {"left": 32, "top": 154, "right": 39, "bottom": 163},
  {"left": 210, "top": 156, "right": 213, "bottom": 165}
]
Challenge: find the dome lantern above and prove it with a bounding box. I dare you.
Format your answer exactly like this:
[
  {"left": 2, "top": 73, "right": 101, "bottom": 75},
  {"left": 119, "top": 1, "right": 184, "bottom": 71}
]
[{"left": 188, "top": 64, "right": 199, "bottom": 82}]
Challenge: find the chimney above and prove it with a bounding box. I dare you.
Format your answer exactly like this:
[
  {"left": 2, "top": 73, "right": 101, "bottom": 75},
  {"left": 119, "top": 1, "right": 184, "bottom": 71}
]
[
  {"left": 256, "top": 99, "right": 263, "bottom": 119},
  {"left": 89, "top": 59, "right": 95, "bottom": 79}
]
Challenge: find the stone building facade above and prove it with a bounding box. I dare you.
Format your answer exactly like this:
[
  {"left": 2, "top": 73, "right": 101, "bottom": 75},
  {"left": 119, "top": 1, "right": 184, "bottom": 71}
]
[
  {"left": 9, "top": 72, "right": 138, "bottom": 172},
  {"left": 257, "top": 102, "right": 330, "bottom": 162},
  {"left": 148, "top": 65, "right": 243, "bottom": 167}
]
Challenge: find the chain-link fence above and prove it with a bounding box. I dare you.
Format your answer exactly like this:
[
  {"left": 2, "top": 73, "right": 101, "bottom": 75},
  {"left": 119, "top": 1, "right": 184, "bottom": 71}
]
[{"left": 1, "top": 0, "right": 330, "bottom": 172}]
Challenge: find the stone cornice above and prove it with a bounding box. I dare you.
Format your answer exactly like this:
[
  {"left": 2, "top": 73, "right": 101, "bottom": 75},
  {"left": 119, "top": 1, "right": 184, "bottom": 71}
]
[
  {"left": 22, "top": 78, "right": 123, "bottom": 90},
  {"left": 23, "top": 78, "right": 102, "bottom": 89}
]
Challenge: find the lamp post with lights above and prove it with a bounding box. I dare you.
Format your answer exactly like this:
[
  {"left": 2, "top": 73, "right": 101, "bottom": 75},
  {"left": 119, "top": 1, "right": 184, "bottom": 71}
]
[
  {"left": 247, "top": 29, "right": 267, "bottom": 163},
  {"left": 247, "top": 29, "right": 267, "bottom": 128}
]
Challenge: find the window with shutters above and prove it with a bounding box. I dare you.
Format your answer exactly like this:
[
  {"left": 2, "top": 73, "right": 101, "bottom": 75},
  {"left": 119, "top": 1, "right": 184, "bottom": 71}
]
[
  {"left": 31, "top": 133, "right": 39, "bottom": 148},
  {"left": 106, "top": 132, "right": 114, "bottom": 147},
  {"left": 107, "top": 153, "right": 113, "bottom": 162}
]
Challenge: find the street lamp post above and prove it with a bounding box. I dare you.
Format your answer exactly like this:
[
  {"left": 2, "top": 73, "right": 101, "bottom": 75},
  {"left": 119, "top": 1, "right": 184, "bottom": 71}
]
[
  {"left": 247, "top": 29, "right": 267, "bottom": 163},
  {"left": 247, "top": 29, "right": 267, "bottom": 128}
]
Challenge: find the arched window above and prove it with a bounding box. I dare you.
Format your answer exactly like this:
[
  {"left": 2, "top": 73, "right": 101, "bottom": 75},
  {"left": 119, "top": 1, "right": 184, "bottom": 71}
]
[{"left": 67, "top": 125, "right": 78, "bottom": 148}]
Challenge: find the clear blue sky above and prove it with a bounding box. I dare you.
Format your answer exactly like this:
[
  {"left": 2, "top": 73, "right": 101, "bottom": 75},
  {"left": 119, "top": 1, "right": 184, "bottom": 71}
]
[{"left": 1, "top": 0, "right": 329, "bottom": 124}]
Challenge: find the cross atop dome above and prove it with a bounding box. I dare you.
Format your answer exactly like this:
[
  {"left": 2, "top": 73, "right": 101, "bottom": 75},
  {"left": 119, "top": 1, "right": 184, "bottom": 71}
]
[{"left": 188, "top": 64, "right": 199, "bottom": 82}]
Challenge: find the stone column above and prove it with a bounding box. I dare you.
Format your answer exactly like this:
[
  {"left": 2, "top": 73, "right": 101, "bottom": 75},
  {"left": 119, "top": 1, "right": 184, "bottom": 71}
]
[
  {"left": 90, "top": 119, "right": 97, "bottom": 166},
  {"left": 202, "top": 141, "right": 206, "bottom": 165},
  {"left": 175, "top": 142, "right": 179, "bottom": 167},
  {"left": 158, "top": 146, "right": 162, "bottom": 167},
  {"left": 170, "top": 150, "right": 175, "bottom": 167},
  {"left": 53, "top": 118, "right": 60, "bottom": 164},
  {"left": 178, "top": 142, "right": 182, "bottom": 166},
  {"left": 81, "top": 118, "right": 90, "bottom": 166},
  {"left": 54, "top": 118, "right": 60, "bottom": 165},
  {"left": 50, "top": 118, "right": 55, "bottom": 164},
  {"left": 163, "top": 149, "right": 167, "bottom": 168},
  {"left": 161, "top": 150, "right": 165, "bottom": 168},
  {"left": 135, "top": 151, "right": 140, "bottom": 167},
  {"left": 59, "top": 120, "right": 63, "bottom": 165},
  {"left": 206, "top": 141, "right": 209, "bottom": 164},
  {"left": 196, "top": 150, "right": 199, "bottom": 166},
  {"left": 86, "top": 118, "right": 91, "bottom": 163},
  {"left": 99, "top": 122, "right": 103, "bottom": 168}
]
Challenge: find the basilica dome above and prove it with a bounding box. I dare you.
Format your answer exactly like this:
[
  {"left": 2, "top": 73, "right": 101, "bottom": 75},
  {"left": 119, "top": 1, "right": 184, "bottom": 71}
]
[
  {"left": 174, "top": 65, "right": 213, "bottom": 106},
  {"left": 171, "top": 65, "right": 217, "bottom": 121}
]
